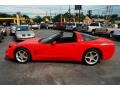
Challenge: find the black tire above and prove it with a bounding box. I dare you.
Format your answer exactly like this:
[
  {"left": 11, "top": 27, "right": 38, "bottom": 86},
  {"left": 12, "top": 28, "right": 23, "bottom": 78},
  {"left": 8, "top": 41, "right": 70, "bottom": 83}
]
[
  {"left": 82, "top": 49, "right": 101, "bottom": 65},
  {"left": 14, "top": 48, "right": 31, "bottom": 63},
  {"left": 4, "top": 33, "right": 7, "bottom": 36},
  {"left": 109, "top": 32, "right": 113, "bottom": 38},
  {"left": 14, "top": 35, "right": 18, "bottom": 42},
  {"left": 0, "top": 37, "right": 2, "bottom": 42},
  {"left": 91, "top": 30, "right": 95, "bottom": 35}
]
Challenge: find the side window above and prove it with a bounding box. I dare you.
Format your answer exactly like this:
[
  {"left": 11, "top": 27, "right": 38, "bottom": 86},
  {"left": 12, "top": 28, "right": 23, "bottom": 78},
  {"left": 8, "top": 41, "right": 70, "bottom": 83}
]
[
  {"left": 100, "top": 23, "right": 104, "bottom": 27},
  {"left": 57, "top": 33, "right": 76, "bottom": 43}
]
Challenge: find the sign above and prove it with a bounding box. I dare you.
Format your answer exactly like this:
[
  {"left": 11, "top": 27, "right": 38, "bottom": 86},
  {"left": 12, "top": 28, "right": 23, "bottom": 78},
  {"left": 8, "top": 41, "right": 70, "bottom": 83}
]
[{"left": 75, "top": 5, "right": 82, "bottom": 10}]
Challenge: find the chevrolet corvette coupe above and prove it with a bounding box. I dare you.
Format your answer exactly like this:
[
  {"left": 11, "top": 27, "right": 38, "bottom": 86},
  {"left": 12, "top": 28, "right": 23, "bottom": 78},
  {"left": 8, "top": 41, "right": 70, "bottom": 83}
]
[{"left": 6, "top": 32, "right": 115, "bottom": 65}]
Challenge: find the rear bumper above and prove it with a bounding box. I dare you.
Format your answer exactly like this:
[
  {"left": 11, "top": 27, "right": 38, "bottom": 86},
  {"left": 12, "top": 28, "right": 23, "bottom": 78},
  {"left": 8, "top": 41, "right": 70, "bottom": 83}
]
[
  {"left": 102, "top": 42, "right": 115, "bottom": 60},
  {"left": 113, "top": 35, "right": 120, "bottom": 38}
]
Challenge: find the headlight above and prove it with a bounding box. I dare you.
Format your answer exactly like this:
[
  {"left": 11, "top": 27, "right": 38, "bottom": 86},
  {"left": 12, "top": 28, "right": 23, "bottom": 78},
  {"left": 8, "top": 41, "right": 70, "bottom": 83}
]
[
  {"left": 2, "top": 30, "right": 5, "bottom": 32},
  {"left": 8, "top": 42, "right": 16, "bottom": 48}
]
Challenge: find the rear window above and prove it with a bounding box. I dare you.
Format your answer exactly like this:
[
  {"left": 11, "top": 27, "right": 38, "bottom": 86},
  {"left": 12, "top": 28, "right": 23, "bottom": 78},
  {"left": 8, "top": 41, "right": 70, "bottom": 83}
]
[{"left": 81, "top": 33, "right": 99, "bottom": 41}]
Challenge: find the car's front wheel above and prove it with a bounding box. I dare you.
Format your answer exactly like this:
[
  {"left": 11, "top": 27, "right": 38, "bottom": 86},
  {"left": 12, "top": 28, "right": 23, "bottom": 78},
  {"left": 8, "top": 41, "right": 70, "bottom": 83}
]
[
  {"left": 83, "top": 49, "right": 101, "bottom": 65},
  {"left": 91, "top": 30, "right": 95, "bottom": 35},
  {"left": 109, "top": 32, "right": 113, "bottom": 38},
  {"left": 15, "top": 48, "right": 31, "bottom": 63}
]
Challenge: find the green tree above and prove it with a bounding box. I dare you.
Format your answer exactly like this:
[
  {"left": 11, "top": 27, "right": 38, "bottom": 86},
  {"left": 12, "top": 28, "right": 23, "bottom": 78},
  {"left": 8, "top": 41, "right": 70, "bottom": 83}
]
[
  {"left": 33, "top": 16, "right": 42, "bottom": 23},
  {"left": 22, "top": 14, "right": 29, "bottom": 19},
  {"left": 42, "top": 16, "right": 51, "bottom": 22},
  {"left": 0, "top": 13, "right": 11, "bottom": 17},
  {"left": 110, "top": 14, "right": 118, "bottom": 23},
  {"left": 53, "top": 14, "right": 61, "bottom": 22}
]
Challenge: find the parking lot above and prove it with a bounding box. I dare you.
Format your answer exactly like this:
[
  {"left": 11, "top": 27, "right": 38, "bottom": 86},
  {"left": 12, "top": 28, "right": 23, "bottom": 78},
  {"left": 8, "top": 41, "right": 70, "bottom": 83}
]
[{"left": 0, "top": 29, "right": 120, "bottom": 85}]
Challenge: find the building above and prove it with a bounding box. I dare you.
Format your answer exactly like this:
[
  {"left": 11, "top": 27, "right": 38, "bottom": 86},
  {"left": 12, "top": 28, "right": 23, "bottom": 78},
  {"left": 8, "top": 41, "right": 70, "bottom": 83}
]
[{"left": 83, "top": 15, "right": 93, "bottom": 25}]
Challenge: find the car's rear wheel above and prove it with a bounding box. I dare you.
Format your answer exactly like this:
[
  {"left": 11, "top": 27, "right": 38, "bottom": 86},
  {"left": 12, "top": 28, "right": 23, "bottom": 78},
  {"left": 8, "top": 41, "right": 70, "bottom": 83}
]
[
  {"left": 83, "top": 49, "right": 101, "bottom": 65},
  {"left": 15, "top": 48, "right": 31, "bottom": 63}
]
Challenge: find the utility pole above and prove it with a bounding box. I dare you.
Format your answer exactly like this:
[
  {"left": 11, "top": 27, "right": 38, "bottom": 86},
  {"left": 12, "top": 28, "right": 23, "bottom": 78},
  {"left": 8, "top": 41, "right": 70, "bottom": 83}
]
[
  {"left": 61, "top": 14, "right": 62, "bottom": 23},
  {"left": 106, "top": 5, "right": 113, "bottom": 24},
  {"left": 79, "top": 9, "right": 80, "bottom": 23},
  {"left": 69, "top": 5, "right": 71, "bottom": 22},
  {"left": 50, "top": 9, "right": 52, "bottom": 21},
  {"left": 60, "top": 6, "right": 62, "bottom": 23}
]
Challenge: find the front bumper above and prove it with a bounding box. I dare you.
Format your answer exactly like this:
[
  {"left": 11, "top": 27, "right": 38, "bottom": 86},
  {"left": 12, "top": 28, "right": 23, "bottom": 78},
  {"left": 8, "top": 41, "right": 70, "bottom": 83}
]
[
  {"left": 17, "top": 37, "right": 35, "bottom": 41},
  {"left": 6, "top": 47, "right": 14, "bottom": 59}
]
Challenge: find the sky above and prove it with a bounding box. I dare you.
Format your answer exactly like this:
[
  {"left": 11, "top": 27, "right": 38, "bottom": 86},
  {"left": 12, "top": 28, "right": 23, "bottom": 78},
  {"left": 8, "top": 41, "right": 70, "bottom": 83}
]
[{"left": 0, "top": 5, "right": 120, "bottom": 18}]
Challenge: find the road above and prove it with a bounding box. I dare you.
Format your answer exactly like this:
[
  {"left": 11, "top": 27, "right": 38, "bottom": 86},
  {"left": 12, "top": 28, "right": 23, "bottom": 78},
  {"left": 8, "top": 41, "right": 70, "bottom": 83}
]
[{"left": 0, "top": 29, "right": 120, "bottom": 85}]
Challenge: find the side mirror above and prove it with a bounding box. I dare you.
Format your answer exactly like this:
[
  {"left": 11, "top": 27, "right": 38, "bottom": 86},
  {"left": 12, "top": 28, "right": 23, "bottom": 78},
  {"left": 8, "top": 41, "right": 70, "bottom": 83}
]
[{"left": 51, "top": 41, "right": 57, "bottom": 45}]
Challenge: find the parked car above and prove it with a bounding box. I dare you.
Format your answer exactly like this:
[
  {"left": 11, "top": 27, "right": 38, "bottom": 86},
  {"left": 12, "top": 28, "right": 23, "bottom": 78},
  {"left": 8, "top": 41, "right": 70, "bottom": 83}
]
[
  {"left": 10, "top": 25, "right": 17, "bottom": 35},
  {"left": 88, "top": 22, "right": 103, "bottom": 34},
  {"left": 47, "top": 22, "right": 54, "bottom": 29},
  {"left": 21, "top": 23, "right": 29, "bottom": 27},
  {"left": 112, "top": 23, "right": 120, "bottom": 40},
  {"left": 1, "top": 27, "right": 7, "bottom": 36},
  {"left": 65, "top": 22, "right": 75, "bottom": 31},
  {"left": 14, "top": 26, "right": 35, "bottom": 41},
  {"left": 74, "top": 23, "right": 88, "bottom": 32},
  {"left": 93, "top": 23, "right": 120, "bottom": 37},
  {"left": 6, "top": 31, "right": 115, "bottom": 65},
  {"left": 113, "top": 29, "right": 120, "bottom": 40},
  {"left": 0, "top": 27, "right": 4, "bottom": 42},
  {"left": 40, "top": 22, "right": 48, "bottom": 29},
  {"left": 53, "top": 22, "right": 65, "bottom": 30},
  {"left": 30, "top": 24, "right": 40, "bottom": 30}
]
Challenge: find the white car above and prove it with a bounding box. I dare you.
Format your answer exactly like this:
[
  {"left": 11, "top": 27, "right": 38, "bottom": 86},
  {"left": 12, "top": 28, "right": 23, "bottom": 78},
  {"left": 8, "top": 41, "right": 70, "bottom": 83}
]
[
  {"left": 88, "top": 22, "right": 103, "bottom": 34},
  {"left": 47, "top": 22, "right": 54, "bottom": 29},
  {"left": 31, "top": 24, "right": 40, "bottom": 30},
  {"left": 65, "top": 22, "right": 79, "bottom": 31}
]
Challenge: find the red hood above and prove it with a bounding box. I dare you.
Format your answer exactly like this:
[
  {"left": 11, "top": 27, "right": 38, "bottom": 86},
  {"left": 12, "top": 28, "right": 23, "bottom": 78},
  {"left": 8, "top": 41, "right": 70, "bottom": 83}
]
[
  {"left": 8, "top": 38, "right": 41, "bottom": 48},
  {"left": 24, "top": 38, "right": 40, "bottom": 42}
]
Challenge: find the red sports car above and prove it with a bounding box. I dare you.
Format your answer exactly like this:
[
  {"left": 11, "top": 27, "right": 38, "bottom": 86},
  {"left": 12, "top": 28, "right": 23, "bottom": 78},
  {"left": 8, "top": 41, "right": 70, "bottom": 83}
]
[{"left": 6, "top": 31, "right": 115, "bottom": 65}]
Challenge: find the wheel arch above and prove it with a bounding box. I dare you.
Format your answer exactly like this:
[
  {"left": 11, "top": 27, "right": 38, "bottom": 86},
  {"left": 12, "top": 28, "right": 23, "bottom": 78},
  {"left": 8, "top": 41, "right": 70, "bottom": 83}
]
[
  {"left": 14, "top": 46, "right": 32, "bottom": 60},
  {"left": 82, "top": 47, "right": 103, "bottom": 60}
]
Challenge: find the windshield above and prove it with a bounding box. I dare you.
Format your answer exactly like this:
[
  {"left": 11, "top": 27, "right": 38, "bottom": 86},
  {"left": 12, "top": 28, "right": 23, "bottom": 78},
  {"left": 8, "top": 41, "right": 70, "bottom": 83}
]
[
  {"left": 48, "top": 23, "right": 53, "bottom": 25},
  {"left": 76, "top": 24, "right": 82, "bottom": 27},
  {"left": 16, "top": 26, "right": 29, "bottom": 31},
  {"left": 66, "top": 23, "right": 75, "bottom": 26},
  {"left": 40, "top": 33, "right": 59, "bottom": 43},
  {"left": 90, "top": 23, "right": 99, "bottom": 26}
]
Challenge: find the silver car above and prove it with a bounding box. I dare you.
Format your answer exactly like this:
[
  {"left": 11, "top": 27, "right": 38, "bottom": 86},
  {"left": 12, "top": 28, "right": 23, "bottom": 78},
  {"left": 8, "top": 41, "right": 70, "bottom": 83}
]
[{"left": 14, "top": 26, "right": 35, "bottom": 41}]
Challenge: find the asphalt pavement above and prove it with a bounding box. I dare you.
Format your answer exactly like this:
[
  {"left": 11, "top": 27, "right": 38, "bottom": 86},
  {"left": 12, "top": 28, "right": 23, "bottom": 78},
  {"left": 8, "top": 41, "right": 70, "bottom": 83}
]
[{"left": 0, "top": 29, "right": 120, "bottom": 85}]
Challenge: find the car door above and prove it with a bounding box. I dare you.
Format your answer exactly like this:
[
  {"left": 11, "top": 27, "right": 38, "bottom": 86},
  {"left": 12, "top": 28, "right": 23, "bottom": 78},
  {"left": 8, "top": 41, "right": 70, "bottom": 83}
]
[
  {"left": 51, "top": 42, "right": 80, "bottom": 61},
  {"left": 37, "top": 42, "right": 79, "bottom": 61}
]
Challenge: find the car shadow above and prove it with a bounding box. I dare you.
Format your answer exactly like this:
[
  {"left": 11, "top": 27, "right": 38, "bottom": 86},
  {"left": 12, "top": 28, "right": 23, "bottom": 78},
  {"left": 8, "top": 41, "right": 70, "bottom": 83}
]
[{"left": 5, "top": 57, "right": 87, "bottom": 66}]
